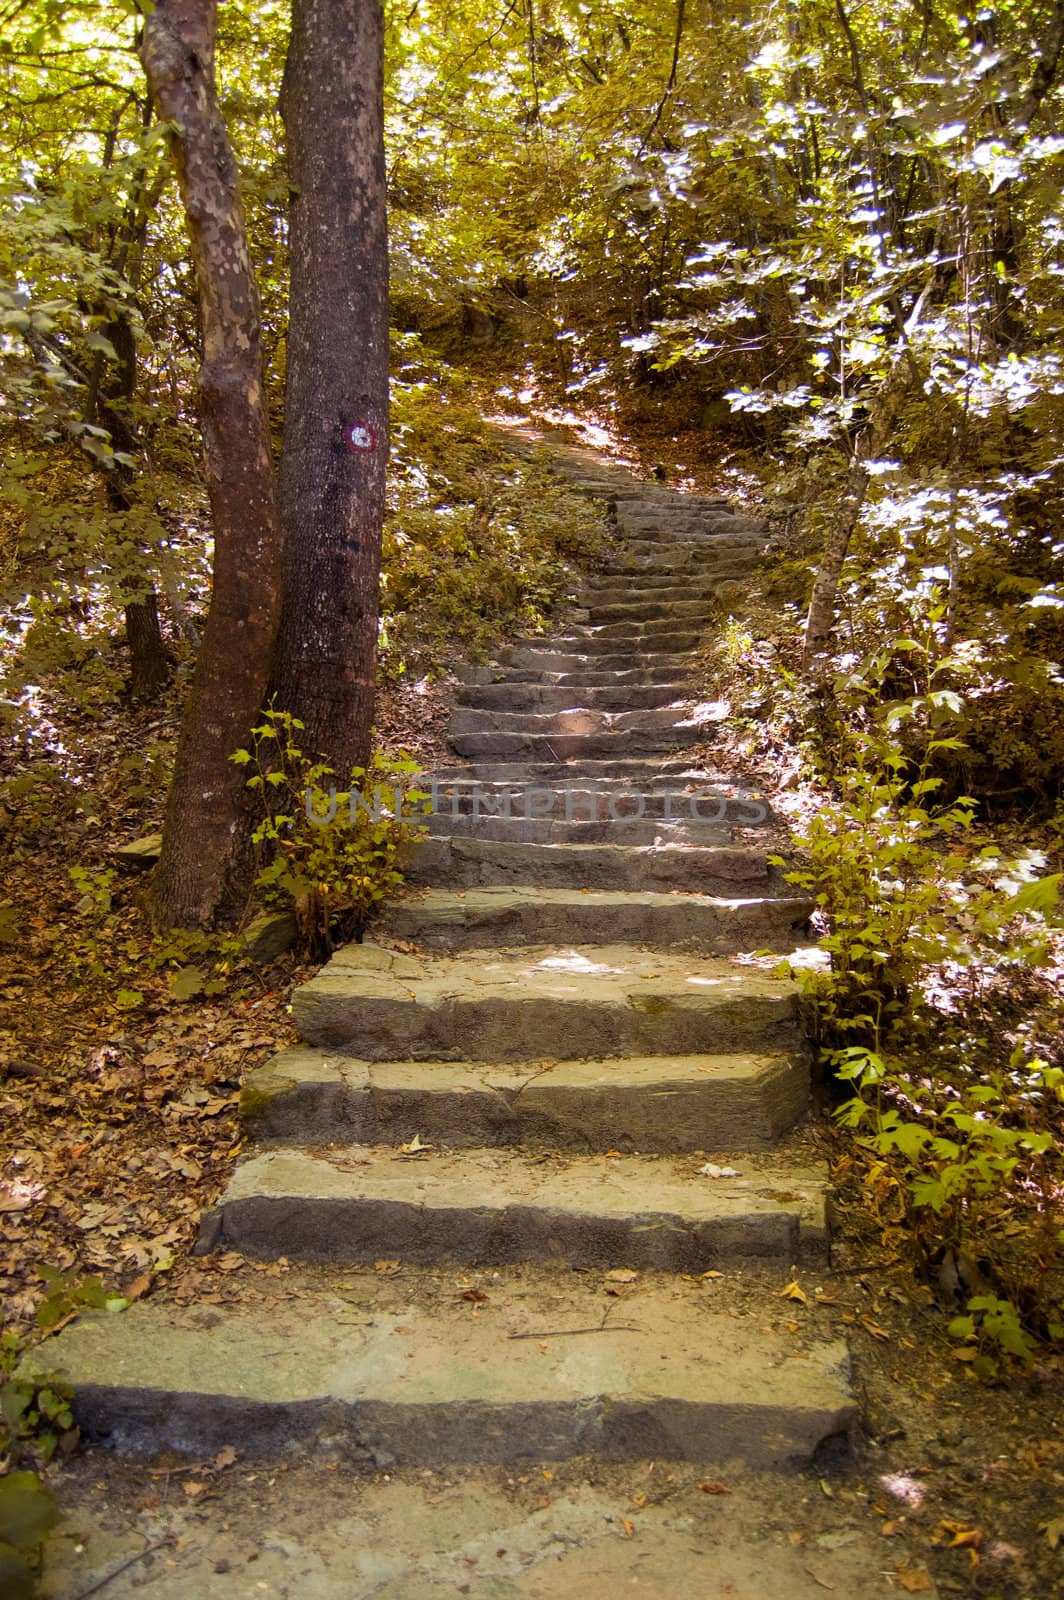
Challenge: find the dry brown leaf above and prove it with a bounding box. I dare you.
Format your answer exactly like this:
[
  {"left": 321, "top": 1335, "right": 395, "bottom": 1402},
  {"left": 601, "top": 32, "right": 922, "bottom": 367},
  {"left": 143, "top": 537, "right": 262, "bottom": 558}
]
[
  {"left": 621, "top": 1518, "right": 635, "bottom": 1538},
  {"left": 895, "top": 1566, "right": 932, "bottom": 1593},
  {"left": 1041, "top": 1514, "right": 1064, "bottom": 1550},
  {"left": 700, "top": 1480, "right": 731, "bottom": 1495},
  {"left": 605, "top": 1269, "right": 638, "bottom": 1283},
  {"left": 779, "top": 1279, "right": 809, "bottom": 1305},
  {"left": 210, "top": 1445, "right": 238, "bottom": 1471}
]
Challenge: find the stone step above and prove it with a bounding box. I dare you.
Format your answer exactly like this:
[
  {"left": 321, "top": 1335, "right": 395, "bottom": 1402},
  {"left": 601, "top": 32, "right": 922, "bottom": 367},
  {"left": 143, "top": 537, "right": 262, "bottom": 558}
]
[
  {"left": 445, "top": 727, "right": 702, "bottom": 762},
  {"left": 616, "top": 514, "right": 764, "bottom": 539},
  {"left": 586, "top": 598, "right": 711, "bottom": 624},
  {"left": 492, "top": 650, "right": 692, "bottom": 676},
  {"left": 291, "top": 942, "right": 799, "bottom": 1060},
  {"left": 528, "top": 629, "right": 702, "bottom": 655},
  {"left": 420, "top": 779, "right": 770, "bottom": 826},
  {"left": 580, "top": 587, "right": 718, "bottom": 611},
  {"left": 241, "top": 1046, "right": 811, "bottom": 1152},
  {"left": 447, "top": 703, "right": 702, "bottom": 740},
  {"left": 569, "top": 618, "right": 707, "bottom": 642},
  {"left": 582, "top": 574, "right": 723, "bottom": 596},
  {"left": 607, "top": 549, "right": 758, "bottom": 575},
  {"left": 381, "top": 886, "right": 810, "bottom": 954},
  {"left": 456, "top": 682, "right": 690, "bottom": 712},
  {"left": 423, "top": 812, "right": 725, "bottom": 846},
  {"left": 421, "top": 790, "right": 765, "bottom": 827},
  {"left": 25, "top": 1282, "right": 856, "bottom": 1467},
  {"left": 406, "top": 834, "right": 774, "bottom": 892},
  {"left": 430, "top": 757, "right": 730, "bottom": 783},
  {"left": 198, "top": 1147, "right": 826, "bottom": 1269}
]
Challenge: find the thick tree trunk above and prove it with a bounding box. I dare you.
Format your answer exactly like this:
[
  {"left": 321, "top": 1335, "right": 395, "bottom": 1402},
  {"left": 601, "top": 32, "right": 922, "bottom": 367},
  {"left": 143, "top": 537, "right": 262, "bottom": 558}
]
[
  {"left": 140, "top": 0, "right": 283, "bottom": 926},
  {"left": 271, "top": 0, "right": 389, "bottom": 774}
]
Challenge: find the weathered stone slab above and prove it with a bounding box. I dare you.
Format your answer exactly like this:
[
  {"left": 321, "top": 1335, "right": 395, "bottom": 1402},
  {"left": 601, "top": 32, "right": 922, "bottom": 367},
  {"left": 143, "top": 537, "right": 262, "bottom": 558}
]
[
  {"left": 291, "top": 941, "right": 799, "bottom": 1060},
  {"left": 405, "top": 836, "right": 772, "bottom": 893},
  {"left": 113, "top": 833, "right": 162, "bottom": 872},
  {"left": 381, "top": 885, "right": 808, "bottom": 952},
  {"left": 23, "top": 1296, "right": 855, "bottom": 1467},
  {"left": 242, "top": 909, "right": 299, "bottom": 962},
  {"left": 197, "top": 1147, "right": 825, "bottom": 1269},
  {"left": 240, "top": 1046, "right": 811, "bottom": 1153}
]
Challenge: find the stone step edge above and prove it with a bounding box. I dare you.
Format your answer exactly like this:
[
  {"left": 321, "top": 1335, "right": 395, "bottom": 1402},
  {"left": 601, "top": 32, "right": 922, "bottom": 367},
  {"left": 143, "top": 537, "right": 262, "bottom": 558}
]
[
  {"left": 240, "top": 1046, "right": 812, "bottom": 1154},
  {"left": 21, "top": 1300, "right": 856, "bottom": 1468},
  {"left": 195, "top": 1147, "right": 829, "bottom": 1270}
]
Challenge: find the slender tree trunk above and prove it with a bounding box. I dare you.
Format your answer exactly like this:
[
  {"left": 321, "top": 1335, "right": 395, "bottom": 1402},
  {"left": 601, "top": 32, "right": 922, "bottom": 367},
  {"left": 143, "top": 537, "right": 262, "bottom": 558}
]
[
  {"left": 140, "top": 0, "right": 283, "bottom": 926},
  {"left": 802, "top": 360, "right": 915, "bottom": 669},
  {"left": 271, "top": 0, "right": 389, "bottom": 775},
  {"left": 125, "top": 593, "right": 170, "bottom": 699},
  {"left": 91, "top": 307, "right": 173, "bottom": 700}
]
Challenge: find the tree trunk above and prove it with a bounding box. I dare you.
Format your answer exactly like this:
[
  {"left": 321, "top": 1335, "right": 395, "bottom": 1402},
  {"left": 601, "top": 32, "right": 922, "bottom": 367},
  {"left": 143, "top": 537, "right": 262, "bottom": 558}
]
[
  {"left": 271, "top": 0, "right": 389, "bottom": 775},
  {"left": 94, "top": 307, "right": 173, "bottom": 702},
  {"left": 802, "top": 347, "right": 921, "bottom": 671},
  {"left": 125, "top": 593, "right": 171, "bottom": 700},
  {"left": 140, "top": 0, "right": 283, "bottom": 926}
]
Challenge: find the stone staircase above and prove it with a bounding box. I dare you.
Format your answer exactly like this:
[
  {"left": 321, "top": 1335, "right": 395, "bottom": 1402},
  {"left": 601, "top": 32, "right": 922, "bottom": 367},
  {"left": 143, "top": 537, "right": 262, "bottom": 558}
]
[{"left": 29, "top": 442, "right": 856, "bottom": 1472}]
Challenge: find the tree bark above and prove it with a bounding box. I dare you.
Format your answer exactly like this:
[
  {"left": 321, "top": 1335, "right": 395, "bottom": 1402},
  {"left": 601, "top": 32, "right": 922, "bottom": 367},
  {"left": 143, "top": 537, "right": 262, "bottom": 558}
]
[
  {"left": 271, "top": 0, "right": 389, "bottom": 775},
  {"left": 140, "top": 0, "right": 283, "bottom": 926}
]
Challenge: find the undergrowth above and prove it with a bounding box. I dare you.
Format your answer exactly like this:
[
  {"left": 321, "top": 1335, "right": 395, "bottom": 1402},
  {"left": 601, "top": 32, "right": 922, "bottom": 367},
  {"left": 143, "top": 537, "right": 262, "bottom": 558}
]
[{"left": 699, "top": 566, "right": 1064, "bottom": 1378}]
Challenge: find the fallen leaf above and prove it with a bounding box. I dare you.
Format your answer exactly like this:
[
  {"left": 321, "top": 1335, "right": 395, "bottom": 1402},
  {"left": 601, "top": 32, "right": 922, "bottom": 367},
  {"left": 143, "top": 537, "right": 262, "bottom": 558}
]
[
  {"left": 398, "top": 1133, "right": 432, "bottom": 1156},
  {"left": 941, "top": 1520, "right": 982, "bottom": 1549},
  {"left": 780, "top": 1280, "right": 809, "bottom": 1306},
  {"left": 859, "top": 1317, "right": 891, "bottom": 1342},
  {"left": 605, "top": 1269, "right": 638, "bottom": 1284},
  {"left": 374, "top": 1259, "right": 401, "bottom": 1275},
  {"left": 460, "top": 1288, "right": 488, "bottom": 1303},
  {"left": 182, "top": 1480, "right": 205, "bottom": 1499},
  {"left": 621, "top": 1518, "right": 634, "bottom": 1538},
  {"left": 701, "top": 1270, "right": 724, "bottom": 1280},
  {"left": 895, "top": 1566, "right": 932, "bottom": 1593},
  {"left": 700, "top": 1481, "right": 731, "bottom": 1495},
  {"left": 1042, "top": 1514, "right": 1064, "bottom": 1550},
  {"left": 631, "top": 1492, "right": 648, "bottom": 1509},
  {"left": 211, "top": 1445, "right": 238, "bottom": 1471}
]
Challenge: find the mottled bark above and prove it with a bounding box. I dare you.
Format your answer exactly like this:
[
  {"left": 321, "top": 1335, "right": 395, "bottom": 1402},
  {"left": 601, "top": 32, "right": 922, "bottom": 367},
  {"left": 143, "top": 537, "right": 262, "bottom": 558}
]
[
  {"left": 271, "top": 0, "right": 389, "bottom": 774},
  {"left": 140, "top": 0, "right": 283, "bottom": 926}
]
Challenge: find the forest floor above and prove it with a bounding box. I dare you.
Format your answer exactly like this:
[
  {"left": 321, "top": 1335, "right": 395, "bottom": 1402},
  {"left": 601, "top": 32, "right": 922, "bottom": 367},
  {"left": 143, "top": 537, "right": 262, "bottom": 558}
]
[{"left": 2, "top": 408, "right": 1063, "bottom": 1598}]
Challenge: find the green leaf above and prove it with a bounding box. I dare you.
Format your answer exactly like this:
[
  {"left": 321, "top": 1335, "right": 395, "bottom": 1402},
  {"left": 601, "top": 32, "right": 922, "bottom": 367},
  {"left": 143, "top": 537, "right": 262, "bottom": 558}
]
[
  {"left": 0, "top": 1542, "right": 33, "bottom": 1600},
  {"left": 115, "top": 988, "right": 143, "bottom": 1009},
  {"left": 0, "top": 1472, "right": 59, "bottom": 1551},
  {"left": 170, "top": 965, "right": 206, "bottom": 1000}
]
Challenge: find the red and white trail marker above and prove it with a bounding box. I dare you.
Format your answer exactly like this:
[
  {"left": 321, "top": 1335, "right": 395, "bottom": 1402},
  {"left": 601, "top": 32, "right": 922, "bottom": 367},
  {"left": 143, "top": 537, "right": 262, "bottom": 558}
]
[{"left": 345, "top": 421, "right": 377, "bottom": 452}]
